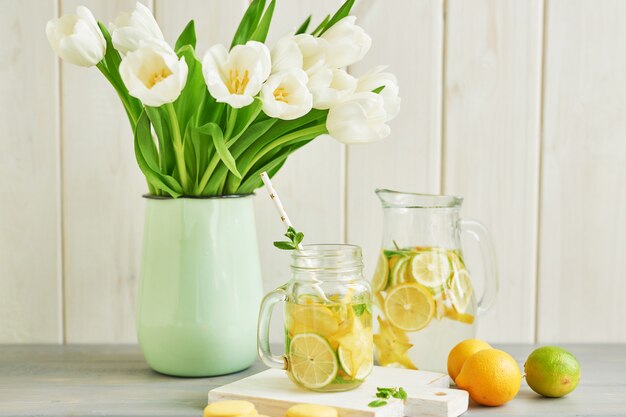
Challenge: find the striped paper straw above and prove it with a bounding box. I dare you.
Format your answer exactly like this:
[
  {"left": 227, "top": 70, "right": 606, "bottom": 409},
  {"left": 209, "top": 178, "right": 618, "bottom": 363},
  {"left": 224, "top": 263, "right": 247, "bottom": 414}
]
[{"left": 260, "top": 171, "right": 303, "bottom": 250}]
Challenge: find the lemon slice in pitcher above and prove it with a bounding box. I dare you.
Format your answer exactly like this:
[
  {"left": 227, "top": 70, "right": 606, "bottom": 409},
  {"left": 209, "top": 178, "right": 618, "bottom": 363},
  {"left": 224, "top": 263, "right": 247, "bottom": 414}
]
[
  {"left": 371, "top": 252, "right": 389, "bottom": 292},
  {"left": 411, "top": 251, "right": 451, "bottom": 289},
  {"left": 384, "top": 283, "right": 435, "bottom": 332},
  {"left": 446, "top": 269, "right": 473, "bottom": 314},
  {"left": 289, "top": 333, "right": 338, "bottom": 389}
]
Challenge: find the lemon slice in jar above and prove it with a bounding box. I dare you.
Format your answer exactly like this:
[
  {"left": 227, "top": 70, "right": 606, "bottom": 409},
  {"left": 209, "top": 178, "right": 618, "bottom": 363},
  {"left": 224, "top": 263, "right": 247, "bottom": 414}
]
[
  {"left": 289, "top": 333, "right": 338, "bottom": 389},
  {"left": 384, "top": 283, "right": 435, "bottom": 332},
  {"left": 287, "top": 303, "right": 339, "bottom": 337}
]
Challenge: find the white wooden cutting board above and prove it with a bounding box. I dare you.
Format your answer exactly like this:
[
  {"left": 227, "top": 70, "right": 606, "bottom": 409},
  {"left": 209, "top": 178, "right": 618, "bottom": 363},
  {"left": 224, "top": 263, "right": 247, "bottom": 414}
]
[{"left": 208, "top": 366, "right": 468, "bottom": 417}]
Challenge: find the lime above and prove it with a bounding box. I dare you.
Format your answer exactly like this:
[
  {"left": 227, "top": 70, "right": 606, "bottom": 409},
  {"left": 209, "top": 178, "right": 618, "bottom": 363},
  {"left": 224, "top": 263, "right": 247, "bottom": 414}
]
[
  {"left": 384, "top": 283, "right": 435, "bottom": 332},
  {"left": 289, "top": 333, "right": 338, "bottom": 389},
  {"left": 371, "top": 252, "right": 389, "bottom": 292},
  {"left": 338, "top": 345, "right": 373, "bottom": 380},
  {"left": 390, "top": 256, "right": 410, "bottom": 287},
  {"left": 524, "top": 346, "right": 581, "bottom": 397},
  {"left": 335, "top": 314, "right": 373, "bottom": 380},
  {"left": 411, "top": 251, "right": 451, "bottom": 289}
]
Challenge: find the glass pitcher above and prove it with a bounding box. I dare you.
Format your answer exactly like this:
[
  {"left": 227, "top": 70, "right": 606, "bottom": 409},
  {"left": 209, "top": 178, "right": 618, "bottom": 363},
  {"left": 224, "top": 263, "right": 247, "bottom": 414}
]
[
  {"left": 371, "top": 190, "right": 498, "bottom": 373},
  {"left": 258, "top": 244, "right": 373, "bottom": 392}
]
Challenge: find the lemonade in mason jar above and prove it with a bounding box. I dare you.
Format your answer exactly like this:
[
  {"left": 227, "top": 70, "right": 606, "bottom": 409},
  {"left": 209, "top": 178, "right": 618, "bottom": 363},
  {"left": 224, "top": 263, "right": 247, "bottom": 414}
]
[{"left": 258, "top": 244, "right": 373, "bottom": 392}]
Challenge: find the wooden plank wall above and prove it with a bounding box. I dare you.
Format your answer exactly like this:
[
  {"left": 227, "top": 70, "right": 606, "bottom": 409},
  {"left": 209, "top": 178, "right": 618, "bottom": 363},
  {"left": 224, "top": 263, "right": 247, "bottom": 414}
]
[{"left": 0, "top": 0, "right": 625, "bottom": 344}]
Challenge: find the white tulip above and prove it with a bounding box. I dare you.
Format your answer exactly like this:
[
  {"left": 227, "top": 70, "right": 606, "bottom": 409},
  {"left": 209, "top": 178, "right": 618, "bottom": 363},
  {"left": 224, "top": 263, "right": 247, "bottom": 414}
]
[
  {"left": 202, "top": 41, "right": 271, "bottom": 108},
  {"left": 292, "top": 34, "right": 329, "bottom": 75},
  {"left": 260, "top": 69, "right": 312, "bottom": 120},
  {"left": 308, "top": 68, "right": 357, "bottom": 110},
  {"left": 326, "top": 92, "right": 390, "bottom": 144},
  {"left": 356, "top": 66, "right": 401, "bottom": 121},
  {"left": 270, "top": 35, "right": 302, "bottom": 74},
  {"left": 119, "top": 43, "right": 188, "bottom": 107},
  {"left": 110, "top": 2, "right": 164, "bottom": 55},
  {"left": 46, "top": 6, "right": 106, "bottom": 67},
  {"left": 321, "top": 16, "right": 371, "bottom": 68}
]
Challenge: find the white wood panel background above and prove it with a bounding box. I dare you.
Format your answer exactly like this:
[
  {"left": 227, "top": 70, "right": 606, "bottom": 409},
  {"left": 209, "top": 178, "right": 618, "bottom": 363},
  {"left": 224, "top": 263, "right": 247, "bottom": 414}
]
[{"left": 0, "top": 0, "right": 625, "bottom": 344}]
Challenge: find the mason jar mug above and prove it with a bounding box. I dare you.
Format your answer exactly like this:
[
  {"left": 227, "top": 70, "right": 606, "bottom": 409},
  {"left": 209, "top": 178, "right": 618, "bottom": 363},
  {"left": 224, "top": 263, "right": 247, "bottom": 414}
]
[{"left": 257, "top": 244, "right": 373, "bottom": 392}]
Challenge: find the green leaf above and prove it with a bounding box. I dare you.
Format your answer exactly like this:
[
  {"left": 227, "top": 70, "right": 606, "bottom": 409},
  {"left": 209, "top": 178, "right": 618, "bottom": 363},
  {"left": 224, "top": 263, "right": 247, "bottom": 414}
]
[
  {"left": 221, "top": 118, "right": 278, "bottom": 193},
  {"left": 182, "top": 123, "right": 197, "bottom": 186},
  {"left": 237, "top": 149, "right": 292, "bottom": 193},
  {"left": 174, "top": 46, "right": 207, "bottom": 135},
  {"left": 235, "top": 110, "right": 327, "bottom": 179},
  {"left": 372, "top": 85, "right": 386, "bottom": 94},
  {"left": 231, "top": 0, "right": 266, "bottom": 48},
  {"left": 195, "top": 123, "right": 241, "bottom": 178},
  {"left": 249, "top": 0, "right": 276, "bottom": 43},
  {"left": 294, "top": 232, "right": 304, "bottom": 246},
  {"left": 295, "top": 15, "right": 312, "bottom": 35},
  {"left": 273, "top": 241, "right": 295, "bottom": 250},
  {"left": 97, "top": 21, "right": 142, "bottom": 125},
  {"left": 229, "top": 98, "right": 264, "bottom": 143},
  {"left": 134, "top": 111, "right": 183, "bottom": 198},
  {"left": 368, "top": 400, "right": 387, "bottom": 408},
  {"left": 190, "top": 125, "right": 211, "bottom": 187},
  {"left": 319, "top": 0, "right": 355, "bottom": 35},
  {"left": 175, "top": 20, "right": 197, "bottom": 52},
  {"left": 145, "top": 107, "right": 176, "bottom": 174},
  {"left": 310, "top": 14, "right": 331, "bottom": 36},
  {"left": 96, "top": 22, "right": 121, "bottom": 81}
]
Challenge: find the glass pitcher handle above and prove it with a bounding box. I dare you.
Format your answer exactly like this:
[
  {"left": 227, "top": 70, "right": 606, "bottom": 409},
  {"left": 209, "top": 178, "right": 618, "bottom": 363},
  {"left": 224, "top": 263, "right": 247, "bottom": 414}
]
[
  {"left": 459, "top": 219, "right": 499, "bottom": 316},
  {"left": 257, "top": 286, "right": 288, "bottom": 370}
]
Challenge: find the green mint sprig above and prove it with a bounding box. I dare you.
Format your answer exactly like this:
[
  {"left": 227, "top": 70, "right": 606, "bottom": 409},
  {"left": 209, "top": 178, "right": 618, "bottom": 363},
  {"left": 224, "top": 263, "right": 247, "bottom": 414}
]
[
  {"left": 273, "top": 226, "right": 304, "bottom": 250},
  {"left": 368, "top": 387, "right": 408, "bottom": 407}
]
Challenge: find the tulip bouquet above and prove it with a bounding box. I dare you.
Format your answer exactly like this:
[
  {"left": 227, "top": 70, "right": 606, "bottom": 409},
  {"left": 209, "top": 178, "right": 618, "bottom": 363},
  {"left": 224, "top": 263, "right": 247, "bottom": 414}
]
[{"left": 47, "top": 0, "right": 399, "bottom": 197}]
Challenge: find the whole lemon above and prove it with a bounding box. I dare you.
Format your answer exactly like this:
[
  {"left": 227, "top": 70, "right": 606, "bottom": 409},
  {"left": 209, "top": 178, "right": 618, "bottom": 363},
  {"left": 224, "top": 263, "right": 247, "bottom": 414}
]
[
  {"left": 456, "top": 349, "right": 522, "bottom": 406},
  {"left": 524, "top": 346, "right": 580, "bottom": 398},
  {"left": 447, "top": 338, "right": 492, "bottom": 381}
]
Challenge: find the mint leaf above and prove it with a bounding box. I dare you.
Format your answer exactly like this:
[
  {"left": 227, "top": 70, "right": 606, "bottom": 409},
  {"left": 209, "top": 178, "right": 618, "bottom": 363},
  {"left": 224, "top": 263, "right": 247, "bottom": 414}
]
[
  {"left": 273, "top": 227, "right": 305, "bottom": 251},
  {"left": 368, "top": 400, "right": 387, "bottom": 408},
  {"left": 353, "top": 304, "right": 367, "bottom": 316},
  {"left": 392, "top": 387, "right": 408, "bottom": 400},
  {"left": 273, "top": 241, "right": 295, "bottom": 250}
]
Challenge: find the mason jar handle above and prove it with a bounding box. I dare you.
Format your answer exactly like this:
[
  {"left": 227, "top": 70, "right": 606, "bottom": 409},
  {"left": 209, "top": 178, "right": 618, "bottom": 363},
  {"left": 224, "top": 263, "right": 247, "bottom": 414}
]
[
  {"left": 459, "top": 219, "right": 499, "bottom": 316},
  {"left": 257, "top": 286, "right": 288, "bottom": 370}
]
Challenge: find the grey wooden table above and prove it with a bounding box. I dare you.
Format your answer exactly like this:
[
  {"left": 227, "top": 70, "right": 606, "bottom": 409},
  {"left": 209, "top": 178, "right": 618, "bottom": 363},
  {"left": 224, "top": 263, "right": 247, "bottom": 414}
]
[{"left": 0, "top": 344, "right": 624, "bottom": 416}]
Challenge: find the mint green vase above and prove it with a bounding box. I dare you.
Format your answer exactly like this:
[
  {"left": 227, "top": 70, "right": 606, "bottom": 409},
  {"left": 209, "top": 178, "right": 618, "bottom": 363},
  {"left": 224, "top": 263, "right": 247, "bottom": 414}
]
[{"left": 137, "top": 195, "right": 263, "bottom": 377}]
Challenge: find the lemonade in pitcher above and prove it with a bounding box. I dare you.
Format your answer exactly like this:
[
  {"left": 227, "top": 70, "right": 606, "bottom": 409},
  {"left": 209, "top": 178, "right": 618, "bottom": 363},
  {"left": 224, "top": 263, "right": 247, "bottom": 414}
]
[
  {"left": 372, "top": 246, "right": 477, "bottom": 371},
  {"left": 372, "top": 190, "right": 498, "bottom": 372}
]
